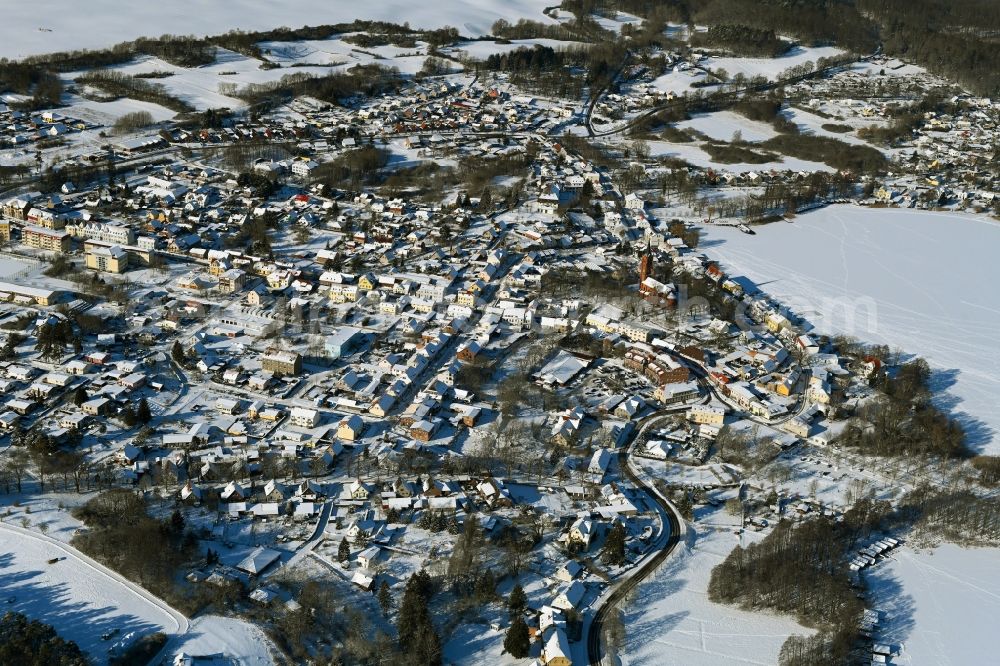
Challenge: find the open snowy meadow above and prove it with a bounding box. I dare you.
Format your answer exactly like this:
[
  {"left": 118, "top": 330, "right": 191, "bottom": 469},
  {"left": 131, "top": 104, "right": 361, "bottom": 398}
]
[
  {"left": 701, "top": 206, "right": 1000, "bottom": 454},
  {"left": 0, "top": 0, "right": 555, "bottom": 59},
  {"left": 0, "top": 523, "right": 184, "bottom": 658},
  {"left": 621, "top": 505, "right": 810, "bottom": 666}
]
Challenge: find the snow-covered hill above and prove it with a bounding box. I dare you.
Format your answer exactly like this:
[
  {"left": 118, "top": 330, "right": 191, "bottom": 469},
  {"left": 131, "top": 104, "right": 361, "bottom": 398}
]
[{"left": 1, "top": 0, "right": 554, "bottom": 59}]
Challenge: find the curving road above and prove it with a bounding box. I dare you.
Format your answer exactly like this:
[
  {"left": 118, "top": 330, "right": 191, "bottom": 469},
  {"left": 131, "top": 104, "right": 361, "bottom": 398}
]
[
  {"left": 0, "top": 520, "right": 189, "bottom": 662},
  {"left": 586, "top": 344, "right": 807, "bottom": 664},
  {"left": 587, "top": 415, "right": 684, "bottom": 665}
]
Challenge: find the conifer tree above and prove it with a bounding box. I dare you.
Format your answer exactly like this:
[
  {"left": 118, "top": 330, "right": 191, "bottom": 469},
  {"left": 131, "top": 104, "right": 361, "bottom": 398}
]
[
  {"left": 338, "top": 538, "right": 350, "bottom": 563},
  {"left": 508, "top": 582, "right": 527, "bottom": 617},
  {"left": 504, "top": 615, "right": 530, "bottom": 658},
  {"left": 602, "top": 522, "right": 627, "bottom": 566},
  {"left": 378, "top": 580, "right": 393, "bottom": 616}
]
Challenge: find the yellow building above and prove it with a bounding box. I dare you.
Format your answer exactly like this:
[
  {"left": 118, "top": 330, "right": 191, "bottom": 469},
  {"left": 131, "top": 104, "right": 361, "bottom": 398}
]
[
  {"left": 86, "top": 245, "right": 129, "bottom": 273},
  {"left": 217, "top": 268, "right": 247, "bottom": 294},
  {"left": 0, "top": 282, "right": 59, "bottom": 306},
  {"left": 22, "top": 226, "right": 71, "bottom": 253},
  {"left": 0, "top": 219, "right": 9, "bottom": 244},
  {"left": 26, "top": 208, "right": 65, "bottom": 230}
]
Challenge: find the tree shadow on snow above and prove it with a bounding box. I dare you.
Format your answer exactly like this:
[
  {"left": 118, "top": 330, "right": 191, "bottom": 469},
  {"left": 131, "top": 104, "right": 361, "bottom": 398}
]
[
  {"left": 0, "top": 571, "right": 164, "bottom": 658},
  {"left": 864, "top": 566, "right": 917, "bottom": 650},
  {"left": 927, "top": 368, "right": 994, "bottom": 453}
]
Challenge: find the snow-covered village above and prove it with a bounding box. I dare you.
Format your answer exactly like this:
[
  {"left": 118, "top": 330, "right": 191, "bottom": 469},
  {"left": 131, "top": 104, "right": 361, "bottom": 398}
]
[{"left": 0, "top": 2, "right": 998, "bottom": 666}]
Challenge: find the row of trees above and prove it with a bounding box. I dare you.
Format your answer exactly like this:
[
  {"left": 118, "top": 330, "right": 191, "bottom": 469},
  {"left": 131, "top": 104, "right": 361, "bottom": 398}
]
[
  {"left": 75, "top": 70, "right": 193, "bottom": 112},
  {"left": 709, "top": 498, "right": 896, "bottom": 665},
  {"left": 691, "top": 24, "right": 791, "bottom": 58},
  {"left": 0, "top": 612, "right": 88, "bottom": 666},
  {"left": 597, "top": 0, "right": 1000, "bottom": 95},
  {"left": 234, "top": 65, "right": 402, "bottom": 112},
  {"left": 759, "top": 134, "right": 887, "bottom": 174},
  {"left": 34, "top": 318, "right": 79, "bottom": 361},
  {"left": 396, "top": 570, "right": 442, "bottom": 666},
  {"left": 71, "top": 490, "right": 197, "bottom": 607},
  {"left": 311, "top": 145, "right": 390, "bottom": 190}
]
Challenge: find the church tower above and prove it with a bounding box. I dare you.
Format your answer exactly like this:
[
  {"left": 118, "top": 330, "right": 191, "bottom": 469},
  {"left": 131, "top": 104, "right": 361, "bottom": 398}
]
[{"left": 639, "top": 243, "right": 653, "bottom": 283}]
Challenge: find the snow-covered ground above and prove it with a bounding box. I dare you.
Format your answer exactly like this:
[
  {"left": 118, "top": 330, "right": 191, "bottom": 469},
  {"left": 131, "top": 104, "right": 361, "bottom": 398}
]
[
  {"left": 171, "top": 615, "right": 277, "bottom": 666},
  {"left": 647, "top": 140, "right": 833, "bottom": 173},
  {"left": 622, "top": 507, "right": 811, "bottom": 666},
  {"left": 704, "top": 45, "right": 845, "bottom": 81},
  {"left": 1, "top": 1, "right": 555, "bottom": 59},
  {"left": 0, "top": 255, "right": 37, "bottom": 281},
  {"left": 678, "top": 110, "right": 780, "bottom": 143},
  {"left": 648, "top": 69, "right": 711, "bottom": 96},
  {"left": 780, "top": 106, "right": 877, "bottom": 147},
  {"left": 69, "top": 49, "right": 357, "bottom": 112},
  {"left": 60, "top": 95, "right": 178, "bottom": 125},
  {"left": 0, "top": 522, "right": 185, "bottom": 660},
  {"left": 867, "top": 544, "right": 1000, "bottom": 665},
  {"left": 447, "top": 38, "right": 588, "bottom": 61},
  {"left": 591, "top": 11, "right": 642, "bottom": 35},
  {"left": 700, "top": 206, "right": 1000, "bottom": 454}
]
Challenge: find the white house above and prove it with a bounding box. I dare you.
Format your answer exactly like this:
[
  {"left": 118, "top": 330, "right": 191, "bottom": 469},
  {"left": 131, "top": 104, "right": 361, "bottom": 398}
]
[{"left": 290, "top": 407, "right": 321, "bottom": 428}]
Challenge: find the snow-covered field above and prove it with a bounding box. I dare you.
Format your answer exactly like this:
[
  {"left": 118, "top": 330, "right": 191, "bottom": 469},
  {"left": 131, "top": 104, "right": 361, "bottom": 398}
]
[
  {"left": 781, "top": 106, "right": 877, "bottom": 147},
  {"left": 622, "top": 509, "right": 811, "bottom": 666},
  {"left": 0, "top": 522, "right": 185, "bottom": 659},
  {"left": 591, "top": 11, "right": 642, "bottom": 34},
  {"left": 647, "top": 140, "right": 833, "bottom": 173},
  {"left": 648, "top": 69, "right": 711, "bottom": 96},
  {"left": 704, "top": 45, "right": 845, "bottom": 81},
  {"left": 447, "top": 38, "right": 588, "bottom": 61},
  {"left": 171, "top": 615, "right": 277, "bottom": 666},
  {"left": 867, "top": 545, "right": 1000, "bottom": 665},
  {"left": 0, "top": 255, "right": 37, "bottom": 281},
  {"left": 678, "top": 111, "right": 780, "bottom": 143},
  {"left": 701, "top": 206, "right": 1000, "bottom": 453},
  {"left": 1, "top": 1, "right": 554, "bottom": 59}
]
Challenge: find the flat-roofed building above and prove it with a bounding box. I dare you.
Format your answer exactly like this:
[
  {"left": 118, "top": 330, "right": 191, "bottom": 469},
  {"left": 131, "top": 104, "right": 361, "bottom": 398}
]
[
  {"left": 0, "top": 281, "right": 61, "bottom": 306},
  {"left": 22, "top": 226, "right": 70, "bottom": 253},
  {"left": 261, "top": 349, "right": 302, "bottom": 376},
  {"left": 86, "top": 245, "right": 129, "bottom": 273}
]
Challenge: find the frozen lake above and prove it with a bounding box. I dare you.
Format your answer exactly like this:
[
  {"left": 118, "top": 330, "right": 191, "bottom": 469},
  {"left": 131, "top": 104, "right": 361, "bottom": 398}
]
[
  {"left": 868, "top": 544, "right": 1000, "bottom": 665},
  {"left": 701, "top": 206, "right": 1000, "bottom": 454}
]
